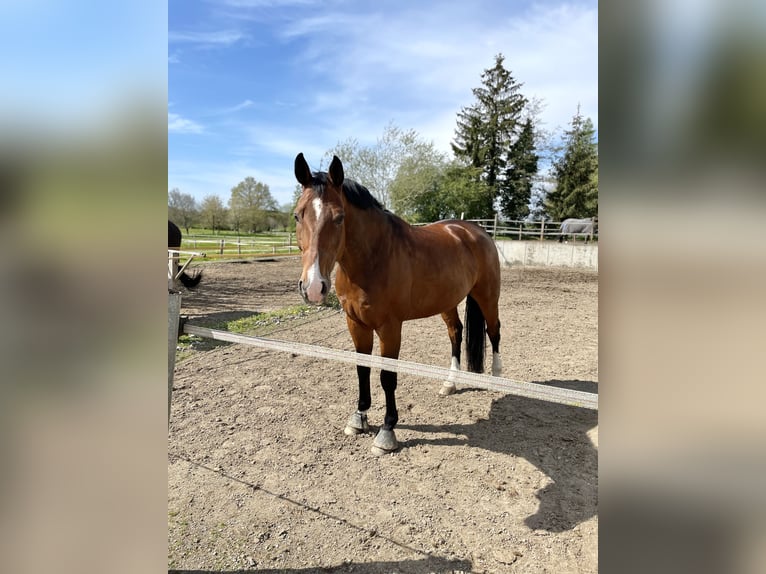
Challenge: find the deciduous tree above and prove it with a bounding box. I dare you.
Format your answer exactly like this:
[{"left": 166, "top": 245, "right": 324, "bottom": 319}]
[
  {"left": 199, "top": 195, "right": 227, "bottom": 233},
  {"left": 323, "top": 122, "right": 439, "bottom": 209},
  {"left": 228, "top": 177, "right": 278, "bottom": 233},
  {"left": 168, "top": 188, "right": 198, "bottom": 232}
]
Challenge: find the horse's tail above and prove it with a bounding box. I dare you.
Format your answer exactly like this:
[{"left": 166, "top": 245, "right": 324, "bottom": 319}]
[
  {"left": 464, "top": 294, "right": 486, "bottom": 373},
  {"left": 179, "top": 269, "right": 202, "bottom": 288}
]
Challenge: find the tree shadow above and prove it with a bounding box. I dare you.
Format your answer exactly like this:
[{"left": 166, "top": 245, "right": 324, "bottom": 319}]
[
  {"left": 398, "top": 380, "right": 598, "bottom": 533},
  {"left": 169, "top": 554, "right": 473, "bottom": 573}
]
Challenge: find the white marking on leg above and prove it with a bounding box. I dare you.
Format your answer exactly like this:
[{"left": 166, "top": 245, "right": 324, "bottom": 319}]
[
  {"left": 440, "top": 356, "right": 459, "bottom": 395},
  {"left": 447, "top": 356, "right": 460, "bottom": 383},
  {"left": 491, "top": 352, "right": 503, "bottom": 376}
]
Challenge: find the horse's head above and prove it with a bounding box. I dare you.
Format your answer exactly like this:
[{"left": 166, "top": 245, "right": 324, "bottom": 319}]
[{"left": 294, "top": 153, "right": 346, "bottom": 304}]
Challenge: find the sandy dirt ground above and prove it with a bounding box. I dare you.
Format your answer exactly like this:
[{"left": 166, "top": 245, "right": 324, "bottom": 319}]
[{"left": 169, "top": 256, "right": 598, "bottom": 574}]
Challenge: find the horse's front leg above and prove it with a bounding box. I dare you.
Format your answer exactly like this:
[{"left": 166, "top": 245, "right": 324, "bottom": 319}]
[
  {"left": 344, "top": 317, "right": 373, "bottom": 436},
  {"left": 371, "top": 322, "right": 402, "bottom": 456}
]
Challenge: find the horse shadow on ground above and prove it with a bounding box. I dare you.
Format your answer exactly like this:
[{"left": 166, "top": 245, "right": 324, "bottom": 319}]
[
  {"left": 168, "top": 555, "right": 473, "bottom": 574},
  {"left": 398, "top": 379, "right": 598, "bottom": 533}
]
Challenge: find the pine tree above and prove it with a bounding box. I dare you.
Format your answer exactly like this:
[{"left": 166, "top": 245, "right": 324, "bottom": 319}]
[
  {"left": 451, "top": 54, "right": 533, "bottom": 218},
  {"left": 545, "top": 107, "right": 598, "bottom": 221},
  {"left": 501, "top": 118, "right": 538, "bottom": 220}
]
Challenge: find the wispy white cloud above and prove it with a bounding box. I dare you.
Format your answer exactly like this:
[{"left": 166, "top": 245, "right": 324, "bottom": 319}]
[
  {"left": 240, "top": 122, "right": 328, "bottom": 162},
  {"left": 220, "top": 0, "right": 320, "bottom": 7},
  {"left": 170, "top": 1, "right": 597, "bottom": 203},
  {"left": 169, "top": 158, "right": 299, "bottom": 206},
  {"left": 279, "top": 2, "right": 597, "bottom": 139},
  {"left": 169, "top": 29, "right": 246, "bottom": 46},
  {"left": 168, "top": 113, "right": 204, "bottom": 134},
  {"left": 227, "top": 99, "right": 254, "bottom": 113}
]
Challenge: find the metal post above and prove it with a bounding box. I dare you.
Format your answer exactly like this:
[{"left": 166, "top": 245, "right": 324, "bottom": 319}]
[{"left": 168, "top": 291, "right": 182, "bottom": 425}]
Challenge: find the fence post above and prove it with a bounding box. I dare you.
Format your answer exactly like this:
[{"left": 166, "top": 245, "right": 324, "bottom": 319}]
[
  {"left": 168, "top": 252, "right": 177, "bottom": 291},
  {"left": 493, "top": 214, "right": 498, "bottom": 237},
  {"left": 540, "top": 220, "right": 545, "bottom": 241},
  {"left": 518, "top": 220, "right": 522, "bottom": 241},
  {"left": 168, "top": 291, "right": 182, "bottom": 425},
  {"left": 219, "top": 239, "right": 224, "bottom": 255}
]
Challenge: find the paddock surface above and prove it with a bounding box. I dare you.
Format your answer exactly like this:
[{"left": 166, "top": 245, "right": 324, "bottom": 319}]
[{"left": 169, "top": 257, "right": 598, "bottom": 573}]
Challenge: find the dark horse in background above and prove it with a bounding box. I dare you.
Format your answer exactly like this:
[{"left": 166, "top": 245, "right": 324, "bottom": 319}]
[
  {"left": 294, "top": 153, "right": 502, "bottom": 455},
  {"left": 168, "top": 220, "right": 202, "bottom": 289},
  {"left": 558, "top": 216, "right": 597, "bottom": 243}
]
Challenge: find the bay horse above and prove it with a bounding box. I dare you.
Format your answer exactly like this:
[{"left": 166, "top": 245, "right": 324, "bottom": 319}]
[
  {"left": 293, "top": 153, "right": 502, "bottom": 455},
  {"left": 168, "top": 220, "right": 202, "bottom": 289}
]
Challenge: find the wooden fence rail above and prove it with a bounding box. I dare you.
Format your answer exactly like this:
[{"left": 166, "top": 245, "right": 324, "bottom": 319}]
[
  {"left": 179, "top": 233, "right": 299, "bottom": 257},
  {"left": 175, "top": 219, "right": 597, "bottom": 261}
]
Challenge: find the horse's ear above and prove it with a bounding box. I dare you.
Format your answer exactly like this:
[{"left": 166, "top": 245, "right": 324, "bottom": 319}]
[
  {"left": 294, "top": 153, "right": 312, "bottom": 186},
  {"left": 328, "top": 155, "right": 344, "bottom": 187}
]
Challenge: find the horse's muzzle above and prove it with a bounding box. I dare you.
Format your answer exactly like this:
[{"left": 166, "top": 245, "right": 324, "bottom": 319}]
[{"left": 299, "top": 278, "right": 328, "bottom": 304}]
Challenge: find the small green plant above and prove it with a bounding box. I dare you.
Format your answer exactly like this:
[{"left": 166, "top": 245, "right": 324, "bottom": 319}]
[
  {"left": 225, "top": 304, "right": 316, "bottom": 332},
  {"left": 322, "top": 290, "right": 342, "bottom": 310}
]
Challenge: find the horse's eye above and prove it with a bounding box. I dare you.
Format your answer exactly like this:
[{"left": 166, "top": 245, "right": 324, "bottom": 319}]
[
  {"left": 294, "top": 213, "right": 300, "bottom": 223},
  {"left": 334, "top": 212, "right": 345, "bottom": 225}
]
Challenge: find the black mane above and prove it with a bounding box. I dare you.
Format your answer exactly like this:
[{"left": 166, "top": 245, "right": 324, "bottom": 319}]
[{"left": 311, "top": 171, "right": 384, "bottom": 211}]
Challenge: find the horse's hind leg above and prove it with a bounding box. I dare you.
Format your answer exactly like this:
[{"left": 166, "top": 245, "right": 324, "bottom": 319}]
[
  {"left": 438, "top": 307, "right": 463, "bottom": 396},
  {"left": 471, "top": 287, "right": 503, "bottom": 377},
  {"left": 487, "top": 314, "right": 503, "bottom": 376},
  {"left": 344, "top": 317, "right": 373, "bottom": 436}
]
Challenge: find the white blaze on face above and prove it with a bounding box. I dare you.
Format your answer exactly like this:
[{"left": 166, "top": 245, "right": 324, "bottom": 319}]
[
  {"left": 305, "top": 196, "right": 326, "bottom": 302},
  {"left": 305, "top": 257, "right": 324, "bottom": 302}
]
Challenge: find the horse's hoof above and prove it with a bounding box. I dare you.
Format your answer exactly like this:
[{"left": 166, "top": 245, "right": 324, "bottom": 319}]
[
  {"left": 439, "top": 383, "right": 457, "bottom": 396},
  {"left": 344, "top": 411, "right": 370, "bottom": 435},
  {"left": 370, "top": 429, "right": 398, "bottom": 456}
]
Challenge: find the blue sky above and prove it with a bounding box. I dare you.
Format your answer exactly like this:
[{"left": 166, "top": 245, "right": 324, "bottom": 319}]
[{"left": 169, "top": 0, "right": 597, "bottom": 208}]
